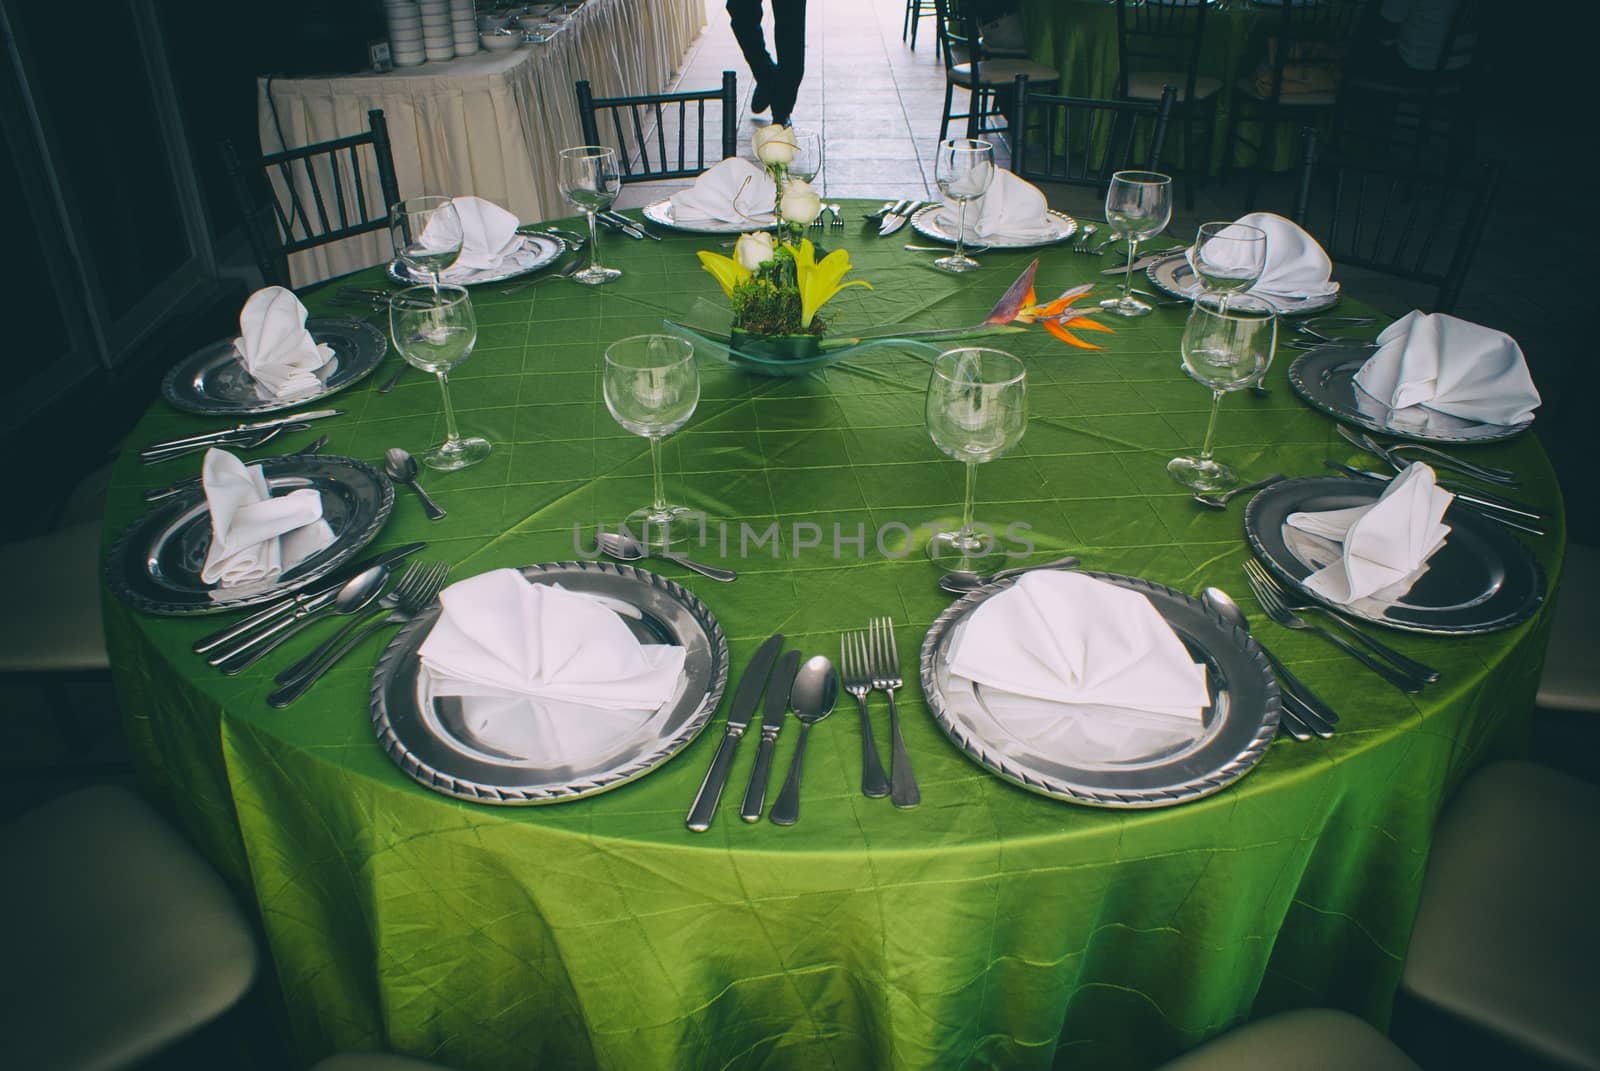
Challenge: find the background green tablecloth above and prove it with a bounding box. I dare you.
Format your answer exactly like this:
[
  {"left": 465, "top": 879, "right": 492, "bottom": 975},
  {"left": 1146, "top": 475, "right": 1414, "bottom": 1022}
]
[{"left": 103, "top": 204, "right": 1562, "bottom": 1070}]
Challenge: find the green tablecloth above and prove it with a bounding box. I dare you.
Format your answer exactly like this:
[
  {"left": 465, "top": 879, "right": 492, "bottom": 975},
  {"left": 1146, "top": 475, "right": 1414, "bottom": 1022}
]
[{"left": 103, "top": 204, "right": 1562, "bottom": 1070}]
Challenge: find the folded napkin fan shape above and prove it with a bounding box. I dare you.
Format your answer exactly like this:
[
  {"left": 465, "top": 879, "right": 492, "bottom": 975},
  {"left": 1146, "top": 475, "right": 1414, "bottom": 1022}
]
[
  {"left": 1287, "top": 462, "right": 1454, "bottom": 604},
  {"left": 1192, "top": 211, "right": 1339, "bottom": 302},
  {"left": 419, "top": 195, "right": 530, "bottom": 281},
  {"left": 668, "top": 157, "right": 777, "bottom": 225},
  {"left": 200, "top": 448, "right": 333, "bottom": 588},
  {"left": 936, "top": 168, "right": 1055, "bottom": 242},
  {"left": 232, "top": 286, "right": 335, "bottom": 398},
  {"left": 1352, "top": 310, "right": 1541, "bottom": 427}
]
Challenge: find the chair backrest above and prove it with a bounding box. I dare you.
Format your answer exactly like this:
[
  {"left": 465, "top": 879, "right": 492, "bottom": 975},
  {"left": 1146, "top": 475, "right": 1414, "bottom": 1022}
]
[
  {"left": 1114, "top": 0, "right": 1209, "bottom": 104},
  {"left": 1252, "top": 0, "right": 1369, "bottom": 107},
  {"left": 1011, "top": 76, "right": 1175, "bottom": 190},
  {"left": 222, "top": 108, "right": 401, "bottom": 291},
  {"left": 1292, "top": 127, "right": 1498, "bottom": 314},
  {"left": 575, "top": 71, "right": 737, "bottom": 184},
  {"left": 933, "top": 0, "right": 981, "bottom": 75}
]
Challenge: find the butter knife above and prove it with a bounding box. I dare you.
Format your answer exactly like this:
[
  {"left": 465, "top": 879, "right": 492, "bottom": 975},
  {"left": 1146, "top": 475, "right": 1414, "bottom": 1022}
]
[
  {"left": 879, "top": 200, "right": 919, "bottom": 237},
  {"left": 740, "top": 649, "right": 800, "bottom": 823},
  {"left": 687, "top": 633, "right": 785, "bottom": 832},
  {"left": 603, "top": 211, "right": 659, "bottom": 241},
  {"left": 1100, "top": 247, "right": 1188, "bottom": 275},
  {"left": 142, "top": 409, "right": 343, "bottom": 457},
  {"left": 1323, "top": 461, "right": 1547, "bottom": 523}
]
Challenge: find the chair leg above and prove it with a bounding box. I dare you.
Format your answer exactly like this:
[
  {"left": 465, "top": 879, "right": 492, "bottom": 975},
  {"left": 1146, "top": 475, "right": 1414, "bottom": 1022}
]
[
  {"left": 906, "top": 0, "right": 918, "bottom": 49},
  {"left": 940, "top": 80, "right": 954, "bottom": 143},
  {"left": 1182, "top": 111, "right": 1197, "bottom": 211}
]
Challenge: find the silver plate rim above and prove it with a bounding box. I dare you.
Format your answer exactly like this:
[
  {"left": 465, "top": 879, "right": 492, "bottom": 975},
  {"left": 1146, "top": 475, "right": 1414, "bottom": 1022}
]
[
  {"left": 1145, "top": 256, "right": 1341, "bottom": 316},
  {"left": 640, "top": 198, "right": 775, "bottom": 234},
  {"left": 161, "top": 318, "right": 387, "bottom": 416},
  {"left": 909, "top": 205, "right": 1078, "bottom": 248},
  {"left": 385, "top": 232, "right": 565, "bottom": 287},
  {"left": 918, "top": 570, "right": 1280, "bottom": 809},
  {"left": 104, "top": 453, "right": 394, "bottom": 616},
  {"left": 369, "top": 560, "right": 730, "bottom": 805}
]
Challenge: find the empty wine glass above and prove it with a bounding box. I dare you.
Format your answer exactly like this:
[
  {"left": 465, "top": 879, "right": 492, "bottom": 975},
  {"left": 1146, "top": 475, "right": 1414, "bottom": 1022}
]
[
  {"left": 1100, "top": 171, "right": 1173, "bottom": 317},
  {"left": 604, "top": 335, "right": 701, "bottom": 548},
  {"left": 389, "top": 196, "right": 461, "bottom": 293},
  {"left": 390, "top": 284, "right": 491, "bottom": 471},
  {"left": 1190, "top": 221, "right": 1268, "bottom": 312},
  {"left": 1167, "top": 296, "right": 1278, "bottom": 492},
  {"left": 789, "top": 128, "right": 822, "bottom": 184},
  {"left": 926, "top": 347, "right": 1027, "bottom": 572},
  {"left": 933, "top": 138, "right": 996, "bottom": 273},
  {"left": 558, "top": 145, "right": 623, "bottom": 285}
]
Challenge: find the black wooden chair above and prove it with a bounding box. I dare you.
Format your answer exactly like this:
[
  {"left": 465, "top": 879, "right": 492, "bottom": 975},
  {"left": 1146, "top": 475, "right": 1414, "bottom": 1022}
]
[
  {"left": 934, "top": 0, "right": 1059, "bottom": 143},
  {"left": 1114, "top": 0, "right": 1215, "bottom": 209},
  {"left": 902, "top": 0, "right": 941, "bottom": 57},
  {"left": 575, "top": 72, "right": 738, "bottom": 184},
  {"left": 1291, "top": 127, "right": 1498, "bottom": 315},
  {"left": 222, "top": 108, "right": 401, "bottom": 291},
  {"left": 1012, "top": 76, "right": 1175, "bottom": 193}
]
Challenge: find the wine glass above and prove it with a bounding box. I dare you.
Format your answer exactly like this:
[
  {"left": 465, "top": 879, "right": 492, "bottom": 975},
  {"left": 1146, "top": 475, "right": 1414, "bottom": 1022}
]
[
  {"left": 1166, "top": 296, "right": 1278, "bottom": 492},
  {"left": 1190, "top": 221, "right": 1268, "bottom": 312},
  {"left": 789, "top": 128, "right": 822, "bottom": 184},
  {"left": 603, "top": 335, "right": 701, "bottom": 548},
  {"left": 926, "top": 347, "right": 1027, "bottom": 572},
  {"left": 390, "top": 284, "right": 492, "bottom": 471},
  {"left": 933, "top": 138, "right": 996, "bottom": 274},
  {"left": 389, "top": 196, "right": 461, "bottom": 293},
  {"left": 1099, "top": 171, "right": 1173, "bottom": 317},
  {"left": 558, "top": 145, "right": 623, "bottom": 285}
]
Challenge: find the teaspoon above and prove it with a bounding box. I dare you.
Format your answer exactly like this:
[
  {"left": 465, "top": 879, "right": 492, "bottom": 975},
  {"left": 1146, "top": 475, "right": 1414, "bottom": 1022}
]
[
  {"left": 769, "top": 655, "right": 839, "bottom": 826},
  {"left": 385, "top": 447, "right": 446, "bottom": 521},
  {"left": 939, "top": 555, "right": 1081, "bottom": 595},
  {"left": 1200, "top": 586, "right": 1335, "bottom": 740},
  {"left": 1191, "top": 473, "right": 1285, "bottom": 510}
]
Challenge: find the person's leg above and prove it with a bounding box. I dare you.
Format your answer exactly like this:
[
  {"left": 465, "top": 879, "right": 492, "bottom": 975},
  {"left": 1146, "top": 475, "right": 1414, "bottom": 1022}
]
[
  {"left": 727, "top": 0, "right": 777, "bottom": 113},
  {"left": 770, "top": 0, "right": 807, "bottom": 124}
]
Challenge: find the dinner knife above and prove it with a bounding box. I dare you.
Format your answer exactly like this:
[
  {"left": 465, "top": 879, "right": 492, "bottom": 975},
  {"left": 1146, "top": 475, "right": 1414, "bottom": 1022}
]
[
  {"left": 599, "top": 212, "right": 646, "bottom": 240},
  {"left": 139, "top": 422, "right": 314, "bottom": 464},
  {"left": 1100, "top": 247, "right": 1188, "bottom": 275},
  {"left": 190, "top": 541, "right": 426, "bottom": 655},
  {"left": 144, "top": 434, "right": 329, "bottom": 502},
  {"left": 1323, "top": 461, "right": 1547, "bottom": 524},
  {"left": 879, "top": 200, "right": 919, "bottom": 237},
  {"left": 143, "top": 409, "right": 343, "bottom": 457},
  {"left": 1260, "top": 648, "right": 1337, "bottom": 739},
  {"left": 604, "top": 211, "right": 659, "bottom": 241},
  {"left": 740, "top": 649, "right": 801, "bottom": 823},
  {"left": 687, "top": 633, "right": 785, "bottom": 832}
]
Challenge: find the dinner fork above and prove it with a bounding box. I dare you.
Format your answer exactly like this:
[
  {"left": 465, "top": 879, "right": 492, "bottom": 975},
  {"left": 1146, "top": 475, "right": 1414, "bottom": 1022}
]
[
  {"left": 1241, "top": 560, "right": 1429, "bottom": 693},
  {"left": 1072, "top": 223, "right": 1099, "bottom": 253},
  {"left": 267, "top": 561, "right": 449, "bottom": 706},
  {"left": 869, "top": 616, "right": 920, "bottom": 808},
  {"left": 840, "top": 630, "right": 890, "bottom": 798}
]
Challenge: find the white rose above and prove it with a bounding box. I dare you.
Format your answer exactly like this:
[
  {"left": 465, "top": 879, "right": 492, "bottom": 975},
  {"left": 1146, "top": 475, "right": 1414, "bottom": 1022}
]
[
  {"left": 753, "top": 124, "right": 797, "bottom": 167},
  {"left": 734, "top": 231, "right": 776, "bottom": 271},
  {"left": 779, "top": 178, "right": 823, "bottom": 225}
]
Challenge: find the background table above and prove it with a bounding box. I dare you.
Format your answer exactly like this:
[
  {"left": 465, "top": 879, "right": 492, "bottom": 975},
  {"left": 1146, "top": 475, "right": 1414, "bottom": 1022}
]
[
  {"left": 103, "top": 205, "right": 1563, "bottom": 1070},
  {"left": 257, "top": 0, "right": 704, "bottom": 286}
]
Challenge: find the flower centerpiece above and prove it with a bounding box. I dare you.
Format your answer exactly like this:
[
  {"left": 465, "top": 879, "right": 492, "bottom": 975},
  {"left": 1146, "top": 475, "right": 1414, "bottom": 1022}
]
[
  {"left": 696, "top": 233, "right": 871, "bottom": 362},
  {"left": 752, "top": 124, "right": 822, "bottom": 243}
]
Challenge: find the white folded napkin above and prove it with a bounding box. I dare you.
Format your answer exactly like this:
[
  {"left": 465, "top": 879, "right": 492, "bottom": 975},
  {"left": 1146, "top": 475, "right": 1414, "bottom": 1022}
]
[
  {"left": 232, "top": 287, "right": 334, "bottom": 398},
  {"left": 668, "top": 158, "right": 777, "bottom": 225},
  {"left": 1197, "top": 211, "right": 1339, "bottom": 302},
  {"left": 417, "top": 195, "right": 537, "bottom": 282},
  {"left": 200, "top": 448, "right": 334, "bottom": 589},
  {"left": 936, "top": 168, "right": 1053, "bottom": 241},
  {"left": 418, "top": 570, "right": 687, "bottom": 763},
  {"left": 1352, "top": 311, "right": 1541, "bottom": 426},
  {"left": 1287, "top": 462, "right": 1454, "bottom": 603}
]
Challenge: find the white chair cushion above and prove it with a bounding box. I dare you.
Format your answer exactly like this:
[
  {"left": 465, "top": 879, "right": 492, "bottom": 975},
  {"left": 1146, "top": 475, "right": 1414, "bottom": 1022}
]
[
  {"left": 951, "top": 58, "right": 1059, "bottom": 89},
  {"left": 1537, "top": 542, "right": 1600, "bottom": 712},
  {"left": 1402, "top": 761, "right": 1600, "bottom": 1071},
  {"left": 1158, "top": 1009, "right": 1419, "bottom": 1071},
  {"left": 1127, "top": 70, "right": 1223, "bottom": 102},
  {"left": 0, "top": 520, "right": 109, "bottom": 673}
]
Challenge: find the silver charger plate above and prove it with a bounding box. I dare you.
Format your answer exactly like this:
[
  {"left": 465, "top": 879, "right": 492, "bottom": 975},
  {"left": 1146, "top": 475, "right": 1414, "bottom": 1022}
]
[
  {"left": 385, "top": 232, "right": 565, "bottom": 286},
  {"left": 162, "top": 319, "right": 387, "bottom": 416},
  {"left": 105, "top": 454, "right": 393, "bottom": 616},
  {"left": 641, "top": 198, "right": 775, "bottom": 234},
  {"left": 1243, "top": 476, "right": 1545, "bottom": 635},
  {"left": 919, "top": 571, "right": 1280, "bottom": 808},
  {"left": 1288, "top": 342, "right": 1534, "bottom": 444},
  {"left": 370, "top": 561, "right": 730, "bottom": 805},
  {"left": 1146, "top": 256, "right": 1341, "bottom": 316},
  {"left": 909, "top": 205, "right": 1078, "bottom": 248}
]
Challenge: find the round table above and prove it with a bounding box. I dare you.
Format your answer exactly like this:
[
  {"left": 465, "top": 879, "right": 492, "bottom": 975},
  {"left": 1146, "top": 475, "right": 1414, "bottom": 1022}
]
[{"left": 102, "top": 203, "right": 1563, "bottom": 1070}]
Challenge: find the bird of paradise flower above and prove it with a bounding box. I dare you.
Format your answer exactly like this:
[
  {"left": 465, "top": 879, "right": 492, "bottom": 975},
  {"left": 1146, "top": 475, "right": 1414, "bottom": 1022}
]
[{"left": 981, "top": 258, "right": 1113, "bottom": 349}]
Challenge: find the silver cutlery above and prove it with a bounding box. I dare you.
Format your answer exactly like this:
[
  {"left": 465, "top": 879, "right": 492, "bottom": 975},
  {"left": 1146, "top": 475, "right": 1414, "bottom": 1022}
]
[
  {"left": 142, "top": 409, "right": 343, "bottom": 458},
  {"left": 880, "top": 200, "right": 921, "bottom": 237},
  {"left": 499, "top": 242, "right": 590, "bottom": 296},
  {"left": 143, "top": 434, "right": 330, "bottom": 503},
  {"left": 769, "top": 655, "right": 840, "bottom": 826},
  {"left": 1201, "top": 587, "right": 1333, "bottom": 740},
  {"left": 602, "top": 211, "right": 658, "bottom": 241},
  {"left": 687, "top": 633, "right": 784, "bottom": 832},
  {"left": 139, "top": 422, "right": 312, "bottom": 464},
  {"left": 1241, "top": 561, "right": 1426, "bottom": 693},
  {"left": 1192, "top": 473, "right": 1285, "bottom": 510},
  {"left": 211, "top": 563, "right": 391, "bottom": 674},
  {"left": 938, "top": 554, "right": 1081, "bottom": 595},
  {"left": 1089, "top": 233, "right": 1122, "bottom": 255},
  {"left": 377, "top": 360, "right": 410, "bottom": 393},
  {"left": 1336, "top": 424, "right": 1520, "bottom": 489},
  {"left": 269, "top": 560, "right": 422, "bottom": 683},
  {"left": 385, "top": 447, "right": 446, "bottom": 521},
  {"left": 595, "top": 530, "right": 737, "bottom": 582},
  {"left": 863, "top": 200, "right": 899, "bottom": 221},
  {"left": 869, "top": 616, "right": 919, "bottom": 808},
  {"left": 1242, "top": 559, "right": 1441, "bottom": 684},
  {"left": 1072, "top": 224, "right": 1099, "bottom": 253},
  {"left": 839, "top": 629, "right": 890, "bottom": 798},
  {"left": 266, "top": 561, "right": 449, "bottom": 707},
  {"left": 1301, "top": 315, "right": 1377, "bottom": 333},
  {"left": 1099, "top": 247, "right": 1187, "bottom": 275},
  {"left": 1323, "top": 461, "right": 1547, "bottom": 533},
  {"left": 598, "top": 212, "right": 645, "bottom": 240},
  {"left": 740, "top": 649, "right": 800, "bottom": 822}
]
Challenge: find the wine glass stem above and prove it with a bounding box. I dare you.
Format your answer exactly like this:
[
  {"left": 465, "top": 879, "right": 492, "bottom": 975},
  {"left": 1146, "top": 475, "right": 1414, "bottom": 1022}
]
[
  {"left": 1121, "top": 238, "right": 1140, "bottom": 302},
  {"left": 586, "top": 209, "right": 603, "bottom": 269},
  {"left": 954, "top": 199, "right": 968, "bottom": 261},
  {"left": 436, "top": 370, "right": 462, "bottom": 446},
  {"left": 648, "top": 435, "right": 668, "bottom": 514},
  {"left": 960, "top": 459, "right": 977, "bottom": 540},
  {"left": 1199, "top": 389, "right": 1224, "bottom": 462},
  {"left": 430, "top": 271, "right": 441, "bottom": 296}
]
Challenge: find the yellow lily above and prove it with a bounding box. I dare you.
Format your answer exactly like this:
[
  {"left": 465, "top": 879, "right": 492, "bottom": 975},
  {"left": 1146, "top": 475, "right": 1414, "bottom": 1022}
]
[
  {"left": 696, "top": 250, "right": 750, "bottom": 300},
  {"left": 788, "top": 238, "right": 871, "bottom": 327}
]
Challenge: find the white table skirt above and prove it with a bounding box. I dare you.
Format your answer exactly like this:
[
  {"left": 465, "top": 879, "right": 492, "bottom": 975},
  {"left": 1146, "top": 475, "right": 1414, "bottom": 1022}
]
[{"left": 257, "top": 0, "right": 706, "bottom": 286}]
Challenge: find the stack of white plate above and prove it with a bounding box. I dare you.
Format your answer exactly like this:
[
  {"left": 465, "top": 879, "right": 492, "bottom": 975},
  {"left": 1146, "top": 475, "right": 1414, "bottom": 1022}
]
[
  {"left": 450, "top": 0, "right": 478, "bottom": 55},
  {"left": 386, "top": 0, "right": 426, "bottom": 67},
  {"left": 418, "top": 0, "right": 455, "bottom": 62}
]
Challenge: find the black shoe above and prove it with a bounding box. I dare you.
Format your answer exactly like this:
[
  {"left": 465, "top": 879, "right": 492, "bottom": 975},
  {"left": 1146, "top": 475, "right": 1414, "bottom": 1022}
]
[{"left": 751, "top": 80, "right": 771, "bottom": 115}]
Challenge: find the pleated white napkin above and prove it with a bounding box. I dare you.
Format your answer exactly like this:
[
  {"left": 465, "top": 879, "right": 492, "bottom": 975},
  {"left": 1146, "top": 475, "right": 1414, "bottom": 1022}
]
[
  {"left": 669, "top": 158, "right": 777, "bottom": 225},
  {"left": 200, "top": 448, "right": 333, "bottom": 588},
  {"left": 936, "top": 169, "right": 1053, "bottom": 242},
  {"left": 418, "top": 570, "right": 687, "bottom": 763},
  {"left": 1200, "top": 211, "right": 1339, "bottom": 302},
  {"left": 1352, "top": 311, "right": 1541, "bottom": 426},
  {"left": 232, "top": 286, "right": 334, "bottom": 398},
  {"left": 416, "top": 195, "right": 538, "bottom": 282},
  {"left": 1287, "top": 462, "right": 1454, "bottom": 603}
]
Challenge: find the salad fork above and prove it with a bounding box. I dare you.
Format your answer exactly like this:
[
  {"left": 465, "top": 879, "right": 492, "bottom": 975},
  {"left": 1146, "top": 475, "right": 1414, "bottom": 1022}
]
[
  {"left": 869, "top": 616, "right": 920, "bottom": 808},
  {"left": 1072, "top": 223, "right": 1099, "bottom": 253},
  {"left": 840, "top": 630, "right": 890, "bottom": 798}
]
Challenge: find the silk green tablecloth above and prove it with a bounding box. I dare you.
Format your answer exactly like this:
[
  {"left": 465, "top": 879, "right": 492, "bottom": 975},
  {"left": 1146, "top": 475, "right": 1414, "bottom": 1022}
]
[{"left": 103, "top": 204, "right": 1561, "bottom": 1071}]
